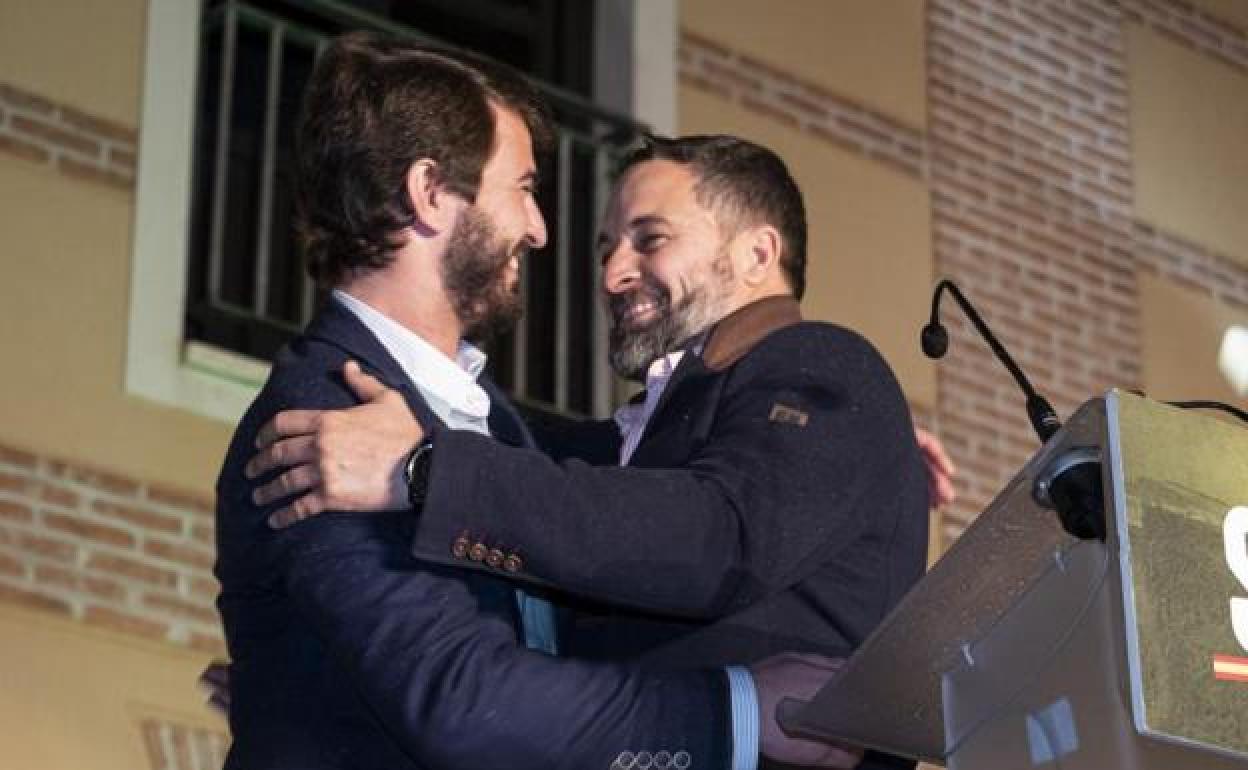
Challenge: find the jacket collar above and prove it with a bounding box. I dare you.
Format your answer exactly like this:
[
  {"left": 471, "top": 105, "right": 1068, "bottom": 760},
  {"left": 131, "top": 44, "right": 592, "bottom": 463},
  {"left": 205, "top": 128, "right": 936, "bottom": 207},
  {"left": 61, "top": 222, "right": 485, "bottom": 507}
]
[
  {"left": 302, "top": 297, "right": 533, "bottom": 447},
  {"left": 304, "top": 297, "right": 413, "bottom": 391},
  {"left": 700, "top": 294, "right": 803, "bottom": 372},
  {"left": 633, "top": 295, "right": 803, "bottom": 449},
  {"left": 303, "top": 297, "right": 446, "bottom": 434}
]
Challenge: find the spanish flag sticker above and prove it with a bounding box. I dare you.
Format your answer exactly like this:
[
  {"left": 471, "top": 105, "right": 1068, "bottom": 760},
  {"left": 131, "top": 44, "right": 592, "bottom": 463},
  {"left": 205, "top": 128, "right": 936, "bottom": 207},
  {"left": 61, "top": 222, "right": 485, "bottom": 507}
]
[{"left": 1213, "top": 654, "right": 1248, "bottom": 683}]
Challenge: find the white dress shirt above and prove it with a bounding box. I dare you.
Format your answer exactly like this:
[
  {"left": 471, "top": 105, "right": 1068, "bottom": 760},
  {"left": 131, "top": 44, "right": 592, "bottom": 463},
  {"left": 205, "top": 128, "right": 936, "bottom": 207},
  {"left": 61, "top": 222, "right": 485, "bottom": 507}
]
[
  {"left": 333, "top": 290, "right": 491, "bottom": 432},
  {"left": 333, "top": 289, "right": 557, "bottom": 655}
]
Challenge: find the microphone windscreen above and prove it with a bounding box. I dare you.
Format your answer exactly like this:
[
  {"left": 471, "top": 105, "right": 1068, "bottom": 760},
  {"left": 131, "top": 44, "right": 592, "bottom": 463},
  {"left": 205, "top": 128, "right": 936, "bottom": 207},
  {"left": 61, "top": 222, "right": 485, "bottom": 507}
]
[{"left": 921, "top": 323, "right": 949, "bottom": 358}]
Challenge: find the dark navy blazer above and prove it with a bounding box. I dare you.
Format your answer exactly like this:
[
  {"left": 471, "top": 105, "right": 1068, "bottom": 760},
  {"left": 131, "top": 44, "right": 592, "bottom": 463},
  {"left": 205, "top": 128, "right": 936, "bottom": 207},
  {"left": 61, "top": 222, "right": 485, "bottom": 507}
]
[
  {"left": 411, "top": 296, "right": 929, "bottom": 770},
  {"left": 214, "top": 298, "right": 730, "bottom": 770}
]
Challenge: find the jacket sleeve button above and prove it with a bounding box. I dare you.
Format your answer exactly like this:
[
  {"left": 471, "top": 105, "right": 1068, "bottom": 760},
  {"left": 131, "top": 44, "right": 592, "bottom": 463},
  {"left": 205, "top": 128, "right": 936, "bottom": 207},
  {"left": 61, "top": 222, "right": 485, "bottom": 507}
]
[
  {"left": 451, "top": 535, "right": 470, "bottom": 559},
  {"left": 468, "top": 542, "right": 488, "bottom": 562},
  {"left": 502, "top": 553, "right": 523, "bottom": 573}
]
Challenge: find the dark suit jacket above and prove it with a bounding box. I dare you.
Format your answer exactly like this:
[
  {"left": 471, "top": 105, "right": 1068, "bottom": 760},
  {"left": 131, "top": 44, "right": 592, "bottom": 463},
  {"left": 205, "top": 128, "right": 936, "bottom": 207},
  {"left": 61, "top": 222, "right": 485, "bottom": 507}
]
[
  {"left": 215, "top": 298, "right": 731, "bottom": 770},
  {"left": 412, "top": 296, "right": 929, "bottom": 769}
]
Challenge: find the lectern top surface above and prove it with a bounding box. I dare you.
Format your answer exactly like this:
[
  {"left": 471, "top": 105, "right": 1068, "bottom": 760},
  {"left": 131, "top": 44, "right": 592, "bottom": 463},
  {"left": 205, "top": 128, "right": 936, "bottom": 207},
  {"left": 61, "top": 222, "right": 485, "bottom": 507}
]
[
  {"left": 780, "top": 398, "right": 1097, "bottom": 762},
  {"left": 781, "top": 392, "right": 1248, "bottom": 763},
  {"left": 1111, "top": 393, "right": 1248, "bottom": 759}
]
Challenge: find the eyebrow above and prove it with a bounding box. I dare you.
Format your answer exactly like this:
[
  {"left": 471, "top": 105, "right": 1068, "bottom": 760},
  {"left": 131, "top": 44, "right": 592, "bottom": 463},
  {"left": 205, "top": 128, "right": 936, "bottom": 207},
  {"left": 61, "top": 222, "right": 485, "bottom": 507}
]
[
  {"left": 627, "top": 215, "right": 668, "bottom": 230},
  {"left": 595, "top": 215, "right": 670, "bottom": 249},
  {"left": 519, "top": 169, "right": 540, "bottom": 185}
]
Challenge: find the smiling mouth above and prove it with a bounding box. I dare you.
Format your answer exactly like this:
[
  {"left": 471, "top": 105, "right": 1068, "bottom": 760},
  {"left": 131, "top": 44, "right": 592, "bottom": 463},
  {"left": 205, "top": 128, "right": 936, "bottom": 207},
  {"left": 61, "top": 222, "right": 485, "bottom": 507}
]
[
  {"left": 622, "top": 301, "right": 657, "bottom": 325},
  {"left": 609, "top": 276, "right": 670, "bottom": 331}
]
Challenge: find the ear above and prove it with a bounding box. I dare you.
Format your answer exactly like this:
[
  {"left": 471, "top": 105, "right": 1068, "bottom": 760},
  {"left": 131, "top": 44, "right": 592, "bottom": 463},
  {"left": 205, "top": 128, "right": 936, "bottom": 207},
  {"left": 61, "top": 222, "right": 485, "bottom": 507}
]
[
  {"left": 731, "top": 224, "right": 783, "bottom": 289},
  {"left": 406, "top": 159, "right": 461, "bottom": 234}
]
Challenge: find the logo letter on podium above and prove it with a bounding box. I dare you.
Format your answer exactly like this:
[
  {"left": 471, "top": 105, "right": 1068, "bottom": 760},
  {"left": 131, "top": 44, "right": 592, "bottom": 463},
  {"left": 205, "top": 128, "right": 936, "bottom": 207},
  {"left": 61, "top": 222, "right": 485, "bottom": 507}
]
[{"left": 1226, "top": 507, "right": 1248, "bottom": 653}]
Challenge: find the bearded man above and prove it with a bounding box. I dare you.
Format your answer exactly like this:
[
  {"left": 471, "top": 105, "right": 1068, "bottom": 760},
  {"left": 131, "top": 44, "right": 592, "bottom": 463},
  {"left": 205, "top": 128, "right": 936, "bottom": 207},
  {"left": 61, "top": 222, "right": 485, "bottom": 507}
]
[
  {"left": 216, "top": 32, "right": 864, "bottom": 770},
  {"left": 248, "top": 131, "right": 944, "bottom": 770}
]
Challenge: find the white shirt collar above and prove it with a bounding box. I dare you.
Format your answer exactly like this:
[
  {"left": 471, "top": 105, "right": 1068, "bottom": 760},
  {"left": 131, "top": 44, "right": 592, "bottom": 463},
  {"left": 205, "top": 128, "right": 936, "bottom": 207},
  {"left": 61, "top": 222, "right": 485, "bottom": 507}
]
[
  {"left": 645, "top": 349, "right": 686, "bottom": 386},
  {"left": 332, "top": 289, "right": 492, "bottom": 426},
  {"left": 613, "top": 349, "right": 688, "bottom": 463}
]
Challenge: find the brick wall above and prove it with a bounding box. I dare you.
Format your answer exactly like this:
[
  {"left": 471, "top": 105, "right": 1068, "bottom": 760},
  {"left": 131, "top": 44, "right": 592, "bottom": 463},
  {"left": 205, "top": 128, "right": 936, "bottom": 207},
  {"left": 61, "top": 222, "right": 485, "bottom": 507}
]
[
  {"left": 141, "top": 718, "right": 230, "bottom": 770},
  {"left": 928, "top": 0, "right": 1248, "bottom": 539},
  {"left": 680, "top": 31, "right": 927, "bottom": 180},
  {"left": 1, "top": 1, "right": 1246, "bottom": 764},
  {"left": 0, "top": 82, "right": 136, "bottom": 191},
  {"left": 680, "top": 0, "right": 1248, "bottom": 547},
  {"left": 2, "top": 2, "right": 1242, "bottom": 643},
  {"left": 924, "top": 0, "right": 1143, "bottom": 537},
  {"left": 1, "top": 79, "right": 227, "bottom": 770},
  {"left": 0, "top": 443, "right": 224, "bottom": 656}
]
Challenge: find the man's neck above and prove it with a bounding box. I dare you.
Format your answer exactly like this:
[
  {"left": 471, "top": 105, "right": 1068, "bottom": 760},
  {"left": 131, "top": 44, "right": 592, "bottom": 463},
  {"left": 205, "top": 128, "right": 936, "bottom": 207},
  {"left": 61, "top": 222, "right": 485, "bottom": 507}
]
[{"left": 338, "top": 275, "right": 463, "bottom": 360}]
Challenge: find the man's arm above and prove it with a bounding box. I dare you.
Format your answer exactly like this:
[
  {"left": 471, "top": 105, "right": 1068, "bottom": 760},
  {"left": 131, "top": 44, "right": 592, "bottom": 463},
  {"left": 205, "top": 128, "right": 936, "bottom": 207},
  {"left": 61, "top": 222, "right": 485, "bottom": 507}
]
[
  {"left": 271, "top": 509, "right": 735, "bottom": 770},
  {"left": 224, "top": 370, "right": 735, "bottom": 769},
  {"left": 237, "top": 500, "right": 859, "bottom": 770},
  {"left": 252, "top": 328, "right": 930, "bottom": 619},
  {"left": 514, "top": 401, "right": 624, "bottom": 465},
  {"left": 248, "top": 361, "right": 953, "bottom": 529},
  {"left": 420, "top": 326, "right": 927, "bottom": 618}
]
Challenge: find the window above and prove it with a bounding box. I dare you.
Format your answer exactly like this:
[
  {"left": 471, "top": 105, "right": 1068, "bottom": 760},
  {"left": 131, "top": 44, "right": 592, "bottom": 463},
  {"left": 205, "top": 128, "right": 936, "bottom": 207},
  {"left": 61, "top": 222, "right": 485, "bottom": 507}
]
[
  {"left": 183, "top": 0, "right": 644, "bottom": 416},
  {"left": 126, "top": 0, "right": 674, "bottom": 424}
]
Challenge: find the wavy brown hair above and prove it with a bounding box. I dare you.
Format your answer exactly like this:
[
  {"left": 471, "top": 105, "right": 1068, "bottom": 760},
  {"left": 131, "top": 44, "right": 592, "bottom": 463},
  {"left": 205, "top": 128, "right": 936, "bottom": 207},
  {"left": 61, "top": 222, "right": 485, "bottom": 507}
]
[{"left": 294, "top": 31, "right": 552, "bottom": 288}]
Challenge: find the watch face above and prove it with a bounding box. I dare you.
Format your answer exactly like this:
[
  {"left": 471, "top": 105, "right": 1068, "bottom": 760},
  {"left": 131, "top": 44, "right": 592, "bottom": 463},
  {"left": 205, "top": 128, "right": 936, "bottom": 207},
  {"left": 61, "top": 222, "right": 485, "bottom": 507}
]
[{"left": 407, "top": 442, "right": 433, "bottom": 507}]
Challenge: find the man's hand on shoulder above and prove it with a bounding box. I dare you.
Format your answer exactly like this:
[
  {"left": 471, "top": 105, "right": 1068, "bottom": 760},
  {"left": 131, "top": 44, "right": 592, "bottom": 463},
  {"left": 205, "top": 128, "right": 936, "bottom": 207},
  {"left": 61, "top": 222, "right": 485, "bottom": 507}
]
[
  {"left": 247, "top": 360, "right": 424, "bottom": 528},
  {"left": 914, "top": 426, "right": 957, "bottom": 509}
]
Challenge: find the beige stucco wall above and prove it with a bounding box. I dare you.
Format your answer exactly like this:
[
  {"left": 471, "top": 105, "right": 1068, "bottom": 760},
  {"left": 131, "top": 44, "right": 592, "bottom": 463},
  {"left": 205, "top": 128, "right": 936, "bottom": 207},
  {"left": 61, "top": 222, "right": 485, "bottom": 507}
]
[
  {"left": 0, "top": 0, "right": 147, "bottom": 128},
  {"left": 0, "top": 134, "right": 232, "bottom": 495},
  {"left": 0, "top": 0, "right": 232, "bottom": 495},
  {"left": 680, "top": 0, "right": 927, "bottom": 129},
  {"left": 680, "top": 85, "right": 937, "bottom": 408},
  {"left": 1139, "top": 273, "right": 1248, "bottom": 408},
  {"left": 1128, "top": 23, "right": 1248, "bottom": 265},
  {"left": 0, "top": 603, "right": 220, "bottom": 769}
]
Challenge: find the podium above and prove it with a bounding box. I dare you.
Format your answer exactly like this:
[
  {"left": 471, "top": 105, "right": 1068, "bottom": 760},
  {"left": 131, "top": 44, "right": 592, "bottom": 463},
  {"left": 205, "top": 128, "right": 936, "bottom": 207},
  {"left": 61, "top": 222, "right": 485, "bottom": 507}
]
[{"left": 781, "top": 391, "right": 1248, "bottom": 769}]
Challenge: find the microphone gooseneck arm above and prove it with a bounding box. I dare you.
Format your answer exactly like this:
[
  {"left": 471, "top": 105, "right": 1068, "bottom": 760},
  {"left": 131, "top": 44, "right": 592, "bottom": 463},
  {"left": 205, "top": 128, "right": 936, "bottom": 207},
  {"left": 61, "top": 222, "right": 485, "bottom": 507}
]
[
  {"left": 921, "top": 278, "right": 1104, "bottom": 540},
  {"left": 922, "top": 279, "right": 1062, "bottom": 443}
]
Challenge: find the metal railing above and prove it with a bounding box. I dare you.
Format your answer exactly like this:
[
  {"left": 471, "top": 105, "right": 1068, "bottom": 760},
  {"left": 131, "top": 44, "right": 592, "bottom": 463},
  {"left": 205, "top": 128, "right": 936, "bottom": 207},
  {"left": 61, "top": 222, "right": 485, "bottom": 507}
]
[{"left": 187, "top": 0, "right": 645, "bottom": 417}]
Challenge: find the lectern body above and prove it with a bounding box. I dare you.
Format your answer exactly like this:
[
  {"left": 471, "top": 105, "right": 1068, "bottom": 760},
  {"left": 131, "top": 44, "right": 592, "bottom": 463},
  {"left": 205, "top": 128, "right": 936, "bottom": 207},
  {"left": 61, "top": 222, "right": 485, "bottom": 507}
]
[{"left": 781, "top": 392, "right": 1248, "bottom": 769}]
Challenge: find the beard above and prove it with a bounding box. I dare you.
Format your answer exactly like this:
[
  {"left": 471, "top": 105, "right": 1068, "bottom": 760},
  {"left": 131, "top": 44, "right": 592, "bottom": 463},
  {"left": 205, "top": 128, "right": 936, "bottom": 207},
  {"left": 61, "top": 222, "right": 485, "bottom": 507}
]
[
  {"left": 441, "top": 206, "right": 524, "bottom": 343},
  {"left": 607, "top": 257, "right": 732, "bottom": 381}
]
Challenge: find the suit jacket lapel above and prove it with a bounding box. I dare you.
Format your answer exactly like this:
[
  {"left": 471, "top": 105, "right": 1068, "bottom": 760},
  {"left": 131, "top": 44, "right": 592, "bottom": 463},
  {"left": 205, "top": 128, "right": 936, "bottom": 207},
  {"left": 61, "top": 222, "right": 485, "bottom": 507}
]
[
  {"left": 303, "top": 298, "right": 445, "bottom": 432},
  {"left": 635, "top": 343, "right": 712, "bottom": 450},
  {"left": 303, "top": 299, "right": 533, "bottom": 446},
  {"left": 633, "top": 296, "right": 803, "bottom": 451},
  {"left": 481, "top": 377, "right": 535, "bottom": 449}
]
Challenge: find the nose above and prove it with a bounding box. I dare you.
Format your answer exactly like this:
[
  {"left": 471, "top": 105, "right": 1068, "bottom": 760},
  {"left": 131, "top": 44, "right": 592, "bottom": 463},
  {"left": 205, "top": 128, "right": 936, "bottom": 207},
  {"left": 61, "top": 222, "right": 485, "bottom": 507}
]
[
  {"left": 602, "top": 242, "right": 640, "bottom": 296},
  {"left": 525, "top": 197, "right": 547, "bottom": 249}
]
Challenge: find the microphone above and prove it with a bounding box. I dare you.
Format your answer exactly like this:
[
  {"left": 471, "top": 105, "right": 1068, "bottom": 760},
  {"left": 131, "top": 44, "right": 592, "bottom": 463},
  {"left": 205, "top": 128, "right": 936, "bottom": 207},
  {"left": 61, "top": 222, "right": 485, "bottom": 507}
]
[
  {"left": 922, "top": 279, "right": 1104, "bottom": 540},
  {"left": 922, "top": 279, "right": 1060, "bottom": 442}
]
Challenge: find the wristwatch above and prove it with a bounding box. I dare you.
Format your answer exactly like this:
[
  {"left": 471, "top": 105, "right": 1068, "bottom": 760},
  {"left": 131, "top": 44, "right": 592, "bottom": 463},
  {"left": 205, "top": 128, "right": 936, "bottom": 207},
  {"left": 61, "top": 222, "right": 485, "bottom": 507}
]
[{"left": 403, "top": 438, "right": 435, "bottom": 510}]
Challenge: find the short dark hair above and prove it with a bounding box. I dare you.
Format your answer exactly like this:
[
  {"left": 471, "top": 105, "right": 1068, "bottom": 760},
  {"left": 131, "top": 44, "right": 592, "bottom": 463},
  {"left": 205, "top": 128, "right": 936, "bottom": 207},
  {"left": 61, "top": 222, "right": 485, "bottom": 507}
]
[
  {"left": 617, "top": 135, "right": 807, "bottom": 299},
  {"left": 294, "top": 31, "right": 552, "bottom": 288}
]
